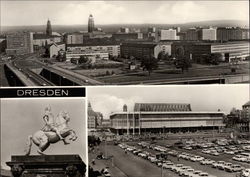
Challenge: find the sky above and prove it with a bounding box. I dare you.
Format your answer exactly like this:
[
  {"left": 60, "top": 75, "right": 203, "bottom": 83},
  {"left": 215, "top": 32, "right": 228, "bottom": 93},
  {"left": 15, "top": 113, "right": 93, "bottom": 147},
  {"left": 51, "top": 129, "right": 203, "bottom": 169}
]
[
  {"left": 1, "top": 1, "right": 249, "bottom": 26},
  {"left": 1, "top": 98, "right": 87, "bottom": 169},
  {"left": 88, "top": 85, "right": 249, "bottom": 119}
]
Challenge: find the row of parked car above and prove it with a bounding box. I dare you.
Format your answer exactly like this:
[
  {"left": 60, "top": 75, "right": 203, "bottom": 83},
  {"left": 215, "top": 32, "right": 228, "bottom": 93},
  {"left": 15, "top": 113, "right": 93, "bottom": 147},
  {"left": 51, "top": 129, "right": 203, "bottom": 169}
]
[{"left": 118, "top": 143, "right": 217, "bottom": 177}]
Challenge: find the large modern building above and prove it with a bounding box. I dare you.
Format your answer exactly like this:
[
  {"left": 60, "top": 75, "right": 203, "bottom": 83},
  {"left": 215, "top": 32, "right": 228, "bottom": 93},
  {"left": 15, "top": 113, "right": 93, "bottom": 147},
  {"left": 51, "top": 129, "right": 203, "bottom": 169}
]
[
  {"left": 65, "top": 33, "right": 84, "bottom": 44},
  {"left": 217, "top": 27, "right": 250, "bottom": 41},
  {"left": 172, "top": 41, "right": 250, "bottom": 63},
  {"left": 112, "top": 32, "right": 143, "bottom": 41},
  {"left": 33, "top": 33, "right": 62, "bottom": 47},
  {"left": 88, "top": 102, "right": 103, "bottom": 129},
  {"left": 66, "top": 43, "right": 120, "bottom": 58},
  {"left": 88, "top": 14, "right": 95, "bottom": 33},
  {"left": 6, "top": 32, "right": 34, "bottom": 55},
  {"left": 46, "top": 19, "right": 52, "bottom": 36},
  {"left": 110, "top": 103, "right": 225, "bottom": 135},
  {"left": 202, "top": 28, "right": 217, "bottom": 41},
  {"left": 121, "top": 41, "right": 172, "bottom": 59},
  {"left": 160, "top": 29, "right": 178, "bottom": 40},
  {"left": 185, "top": 28, "right": 202, "bottom": 41}
]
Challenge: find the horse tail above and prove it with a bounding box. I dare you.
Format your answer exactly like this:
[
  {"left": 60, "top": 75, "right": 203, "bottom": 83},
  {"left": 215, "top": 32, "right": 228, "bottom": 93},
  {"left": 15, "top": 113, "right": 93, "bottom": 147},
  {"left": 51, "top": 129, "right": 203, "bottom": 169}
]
[{"left": 25, "top": 135, "right": 33, "bottom": 156}]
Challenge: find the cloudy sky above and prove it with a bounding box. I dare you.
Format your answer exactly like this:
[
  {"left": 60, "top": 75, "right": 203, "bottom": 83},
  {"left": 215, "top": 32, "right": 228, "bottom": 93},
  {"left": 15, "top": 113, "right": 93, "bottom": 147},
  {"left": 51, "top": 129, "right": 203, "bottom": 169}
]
[
  {"left": 1, "top": 1, "right": 249, "bottom": 26},
  {"left": 1, "top": 98, "right": 86, "bottom": 169},
  {"left": 88, "top": 85, "right": 249, "bottom": 119}
]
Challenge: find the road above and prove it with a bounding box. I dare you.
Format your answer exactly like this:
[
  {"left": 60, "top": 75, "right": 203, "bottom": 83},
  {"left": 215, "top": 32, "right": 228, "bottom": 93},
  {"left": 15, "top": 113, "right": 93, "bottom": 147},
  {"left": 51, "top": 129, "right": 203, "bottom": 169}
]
[
  {"left": 96, "top": 143, "right": 179, "bottom": 177},
  {"left": 0, "top": 62, "right": 10, "bottom": 86}
]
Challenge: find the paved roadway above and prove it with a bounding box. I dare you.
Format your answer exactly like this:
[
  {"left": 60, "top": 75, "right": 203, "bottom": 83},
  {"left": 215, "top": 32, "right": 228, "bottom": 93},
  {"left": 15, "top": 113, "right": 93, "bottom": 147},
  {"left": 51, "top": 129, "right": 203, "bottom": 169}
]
[
  {"left": 130, "top": 143, "right": 241, "bottom": 177},
  {"left": 97, "top": 143, "right": 180, "bottom": 177},
  {"left": 0, "top": 62, "right": 9, "bottom": 86}
]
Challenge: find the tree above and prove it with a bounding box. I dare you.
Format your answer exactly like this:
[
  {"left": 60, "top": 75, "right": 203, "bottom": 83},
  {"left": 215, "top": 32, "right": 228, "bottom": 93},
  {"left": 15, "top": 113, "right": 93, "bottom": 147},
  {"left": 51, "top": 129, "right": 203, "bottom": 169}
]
[
  {"left": 174, "top": 47, "right": 191, "bottom": 73},
  {"left": 141, "top": 55, "right": 158, "bottom": 76},
  {"left": 210, "top": 53, "right": 223, "bottom": 65},
  {"left": 79, "top": 56, "right": 89, "bottom": 64}
]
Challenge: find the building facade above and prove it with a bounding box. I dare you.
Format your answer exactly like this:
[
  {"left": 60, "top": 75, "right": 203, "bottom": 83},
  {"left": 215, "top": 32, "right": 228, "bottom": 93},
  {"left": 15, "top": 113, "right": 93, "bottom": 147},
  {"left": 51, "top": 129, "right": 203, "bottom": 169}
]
[
  {"left": 88, "top": 14, "right": 95, "bottom": 33},
  {"left": 46, "top": 19, "right": 52, "bottom": 36},
  {"left": 217, "top": 27, "right": 249, "bottom": 41},
  {"left": 110, "top": 103, "right": 225, "bottom": 135},
  {"left": 67, "top": 43, "right": 120, "bottom": 58},
  {"left": 49, "top": 42, "right": 65, "bottom": 58},
  {"left": 121, "top": 42, "right": 171, "bottom": 59},
  {"left": 88, "top": 102, "right": 103, "bottom": 129},
  {"left": 172, "top": 41, "right": 250, "bottom": 63},
  {"left": 160, "top": 29, "right": 178, "bottom": 40},
  {"left": 65, "top": 33, "right": 84, "bottom": 44},
  {"left": 6, "top": 32, "right": 34, "bottom": 55},
  {"left": 33, "top": 33, "right": 62, "bottom": 47},
  {"left": 202, "top": 28, "right": 217, "bottom": 41}
]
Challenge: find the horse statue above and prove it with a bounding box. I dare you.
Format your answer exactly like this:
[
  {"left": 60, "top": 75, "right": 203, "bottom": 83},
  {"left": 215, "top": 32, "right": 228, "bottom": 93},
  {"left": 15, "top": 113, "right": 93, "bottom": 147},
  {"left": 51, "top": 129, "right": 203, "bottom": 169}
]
[{"left": 25, "top": 110, "right": 77, "bottom": 155}]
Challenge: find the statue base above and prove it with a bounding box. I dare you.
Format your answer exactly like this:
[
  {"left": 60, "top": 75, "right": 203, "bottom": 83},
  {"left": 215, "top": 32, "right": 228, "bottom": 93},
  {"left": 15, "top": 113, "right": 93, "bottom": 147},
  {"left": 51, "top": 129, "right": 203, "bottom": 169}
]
[{"left": 6, "top": 155, "right": 86, "bottom": 177}]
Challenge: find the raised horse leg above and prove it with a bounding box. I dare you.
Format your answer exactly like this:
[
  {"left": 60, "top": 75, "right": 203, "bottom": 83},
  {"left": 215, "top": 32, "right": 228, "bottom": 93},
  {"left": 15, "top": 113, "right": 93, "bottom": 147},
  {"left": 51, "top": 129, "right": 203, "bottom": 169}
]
[{"left": 37, "top": 140, "right": 50, "bottom": 155}]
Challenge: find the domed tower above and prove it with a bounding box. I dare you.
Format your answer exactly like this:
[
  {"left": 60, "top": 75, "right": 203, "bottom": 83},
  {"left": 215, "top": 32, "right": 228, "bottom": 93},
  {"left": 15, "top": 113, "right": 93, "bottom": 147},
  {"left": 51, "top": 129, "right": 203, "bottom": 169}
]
[
  {"left": 46, "top": 19, "right": 52, "bottom": 36},
  {"left": 88, "top": 14, "right": 95, "bottom": 33},
  {"left": 123, "top": 104, "right": 128, "bottom": 112}
]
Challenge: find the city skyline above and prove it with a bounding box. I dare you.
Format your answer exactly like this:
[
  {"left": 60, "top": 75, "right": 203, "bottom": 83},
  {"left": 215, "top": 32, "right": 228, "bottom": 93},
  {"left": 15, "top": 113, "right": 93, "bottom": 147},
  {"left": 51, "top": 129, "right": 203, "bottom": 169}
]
[
  {"left": 1, "top": 1, "right": 249, "bottom": 26},
  {"left": 88, "top": 85, "right": 249, "bottom": 119}
]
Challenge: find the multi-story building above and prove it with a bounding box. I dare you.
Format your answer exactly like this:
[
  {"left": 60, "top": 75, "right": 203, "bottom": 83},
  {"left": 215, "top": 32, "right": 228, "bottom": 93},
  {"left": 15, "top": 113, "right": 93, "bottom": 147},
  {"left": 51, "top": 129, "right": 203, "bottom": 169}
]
[
  {"left": 88, "top": 102, "right": 103, "bottom": 129},
  {"left": 160, "top": 29, "right": 178, "bottom": 40},
  {"left": 121, "top": 41, "right": 171, "bottom": 59},
  {"left": 202, "top": 28, "right": 217, "bottom": 41},
  {"left": 112, "top": 33, "right": 143, "bottom": 41},
  {"left": 148, "top": 27, "right": 156, "bottom": 33},
  {"left": 33, "top": 33, "right": 62, "bottom": 47},
  {"left": 120, "top": 27, "right": 130, "bottom": 33},
  {"left": 48, "top": 42, "right": 65, "bottom": 58},
  {"left": 110, "top": 103, "right": 225, "bottom": 135},
  {"left": 88, "top": 14, "right": 95, "bottom": 33},
  {"left": 46, "top": 19, "right": 52, "bottom": 36},
  {"left": 65, "top": 33, "right": 84, "bottom": 44},
  {"left": 6, "top": 32, "right": 34, "bottom": 55},
  {"left": 186, "top": 28, "right": 202, "bottom": 41},
  {"left": 172, "top": 41, "right": 250, "bottom": 63},
  {"left": 67, "top": 43, "right": 120, "bottom": 58},
  {"left": 217, "top": 27, "right": 250, "bottom": 41}
]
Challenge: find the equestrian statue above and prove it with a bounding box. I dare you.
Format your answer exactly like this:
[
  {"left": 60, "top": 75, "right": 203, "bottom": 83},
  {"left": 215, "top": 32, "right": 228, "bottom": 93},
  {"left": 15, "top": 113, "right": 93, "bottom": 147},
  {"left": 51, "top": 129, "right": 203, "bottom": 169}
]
[{"left": 25, "top": 106, "right": 77, "bottom": 155}]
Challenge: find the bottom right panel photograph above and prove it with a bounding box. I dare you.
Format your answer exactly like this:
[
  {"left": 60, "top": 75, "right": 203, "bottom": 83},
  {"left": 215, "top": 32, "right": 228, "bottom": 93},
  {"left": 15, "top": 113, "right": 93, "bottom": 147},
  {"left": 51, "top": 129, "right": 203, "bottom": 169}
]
[{"left": 87, "top": 85, "right": 250, "bottom": 177}]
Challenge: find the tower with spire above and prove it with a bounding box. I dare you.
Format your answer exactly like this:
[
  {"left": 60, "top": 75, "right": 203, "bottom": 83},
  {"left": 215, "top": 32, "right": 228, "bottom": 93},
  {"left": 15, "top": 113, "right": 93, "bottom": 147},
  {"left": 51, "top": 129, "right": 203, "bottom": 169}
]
[
  {"left": 88, "top": 14, "right": 95, "bottom": 33},
  {"left": 46, "top": 19, "right": 52, "bottom": 36}
]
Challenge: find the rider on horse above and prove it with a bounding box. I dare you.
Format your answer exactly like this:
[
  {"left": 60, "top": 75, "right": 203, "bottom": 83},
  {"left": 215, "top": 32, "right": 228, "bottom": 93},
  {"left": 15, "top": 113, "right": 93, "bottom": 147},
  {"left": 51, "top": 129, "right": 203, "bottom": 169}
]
[{"left": 42, "top": 106, "right": 69, "bottom": 145}]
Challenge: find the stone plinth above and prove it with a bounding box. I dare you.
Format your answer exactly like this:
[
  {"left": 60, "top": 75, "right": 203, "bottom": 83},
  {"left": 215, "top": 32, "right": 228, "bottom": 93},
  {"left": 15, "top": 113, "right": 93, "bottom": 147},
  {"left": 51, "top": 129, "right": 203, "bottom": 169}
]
[{"left": 6, "top": 155, "right": 86, "bottom": 177}]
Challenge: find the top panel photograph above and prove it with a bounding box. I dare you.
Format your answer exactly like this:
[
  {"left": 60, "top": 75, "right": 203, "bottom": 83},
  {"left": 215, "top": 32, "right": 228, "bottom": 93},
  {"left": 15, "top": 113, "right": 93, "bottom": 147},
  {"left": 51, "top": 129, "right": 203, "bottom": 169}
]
[{"left": 0, "top": 1, "right": 249, "bottom": 86}]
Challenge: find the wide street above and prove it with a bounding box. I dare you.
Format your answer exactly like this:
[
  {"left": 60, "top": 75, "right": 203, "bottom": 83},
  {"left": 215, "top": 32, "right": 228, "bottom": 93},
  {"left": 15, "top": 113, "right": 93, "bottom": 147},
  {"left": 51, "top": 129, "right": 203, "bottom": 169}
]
[{"left": 89, "top": 138, "right": 250, "bottom": 177}]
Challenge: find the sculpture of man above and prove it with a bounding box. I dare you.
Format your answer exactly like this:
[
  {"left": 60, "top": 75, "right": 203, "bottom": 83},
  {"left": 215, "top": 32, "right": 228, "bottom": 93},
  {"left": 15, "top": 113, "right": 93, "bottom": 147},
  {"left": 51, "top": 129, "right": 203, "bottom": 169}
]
[{"left": 42, "top": 106, "right": 69, "bottom": 145}]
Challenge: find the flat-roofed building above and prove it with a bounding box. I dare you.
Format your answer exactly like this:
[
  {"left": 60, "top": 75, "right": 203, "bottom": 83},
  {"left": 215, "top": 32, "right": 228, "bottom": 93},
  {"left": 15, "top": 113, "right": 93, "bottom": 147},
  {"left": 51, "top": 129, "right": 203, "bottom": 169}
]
[
  {"left": 112, "top": 33, "right": 143, "bottom": 41},
  {"left": 121, "top": 41, "right": 171, "bottom": 59},
  {"left": 110, "top": 103, "right": 225, "bottom": 135},
  {"left": 172, "top": 41, "right": 249, "bottom": 63},
  {"left": 217, "top": 27, "right": 249, "bottom": 41},
  {"left": 67, "top": 43, "right": 120, "bottom": 57},
  {"left": 33, "top": 33, "right": 62, "bottom": 47},
  {"left": 202, "top": 28, "right": 217, "bottom": 41},
  {"left": 160, "top": 29, "right": 178, "bottom": 40},
  {"left": 65, "top": 33, "right": 84, "bottom": 44},
  {"left": 6, "top": 32, "right": 33, "bottom": 55},
  {"left": 186, "top": 28, "right": 202, "bottom": 41}
]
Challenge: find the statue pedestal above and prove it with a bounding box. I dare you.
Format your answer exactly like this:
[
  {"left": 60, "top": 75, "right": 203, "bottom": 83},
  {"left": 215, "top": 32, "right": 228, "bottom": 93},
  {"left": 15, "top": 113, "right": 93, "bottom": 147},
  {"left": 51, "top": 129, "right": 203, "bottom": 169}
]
[{"left": 6, "top": 155, "right": 86, "bottom": 177}]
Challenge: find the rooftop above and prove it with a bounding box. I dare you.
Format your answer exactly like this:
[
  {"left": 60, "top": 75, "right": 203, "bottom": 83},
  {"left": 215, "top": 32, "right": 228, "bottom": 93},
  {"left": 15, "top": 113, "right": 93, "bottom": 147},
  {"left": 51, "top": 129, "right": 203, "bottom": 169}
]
[
  {"left": 134, "top": 103, "right": 192, "bottom": 112},
  {"left": 33, "top": 33, "right": 61, "bottom": 39}
]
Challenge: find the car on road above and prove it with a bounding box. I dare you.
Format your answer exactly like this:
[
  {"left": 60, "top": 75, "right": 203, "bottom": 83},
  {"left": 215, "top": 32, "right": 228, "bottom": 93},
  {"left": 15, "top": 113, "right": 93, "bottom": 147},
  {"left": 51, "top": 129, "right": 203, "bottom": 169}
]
[
  {"left": 171, "top": 164, "right": 183, "bottom": 172},
  {"left": 191, "top": 156, "right": 204, "bottom": 162},
  {"left": 189, "top": 170, "right": 202, "bottom": 177},
  {"left": 180, "top": 168, "right": 194, "bottom": 176},
  {"left": 212, "top": 161, "right": 225, "bottom": 168},
  {"left": 200, "top": 159, "right": 215, "bottom": 165},
  {"left": 233, "top": 155, "right": 248, "bottom": 162},
  {"left": 224, "top": 150, "right": 235, "bottom": 155},
  {"left": 241, "top": 168, "right": 250, "bottom": 177},
  {"left": 218, "top": 162, "right": 232, "bottom": 170},
  {"left": 225, "top": 164, "right": 244, "bottom": 172},
  {"left": 162, "top": 162, "right": 174, "bottom": 169}
]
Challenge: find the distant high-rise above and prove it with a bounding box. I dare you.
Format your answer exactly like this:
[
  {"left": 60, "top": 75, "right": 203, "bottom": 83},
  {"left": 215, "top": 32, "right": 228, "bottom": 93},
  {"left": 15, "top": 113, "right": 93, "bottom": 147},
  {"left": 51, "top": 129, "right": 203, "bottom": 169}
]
[
  {"left": 88, "top": 14, "right": 95, "bottom": 33},
  {"left": 46, "top": 19, "right": 52, "bottom": 36}
]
